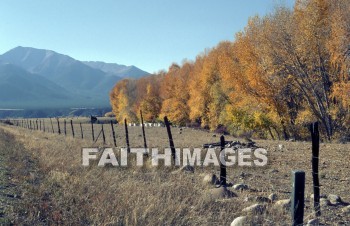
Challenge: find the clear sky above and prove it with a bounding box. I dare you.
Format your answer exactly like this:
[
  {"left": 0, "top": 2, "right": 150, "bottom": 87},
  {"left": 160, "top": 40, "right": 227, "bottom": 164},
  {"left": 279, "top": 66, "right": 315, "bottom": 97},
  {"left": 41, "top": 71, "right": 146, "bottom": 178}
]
[{"left": 0, "top": 0, "right": 294, "bottom": 73}]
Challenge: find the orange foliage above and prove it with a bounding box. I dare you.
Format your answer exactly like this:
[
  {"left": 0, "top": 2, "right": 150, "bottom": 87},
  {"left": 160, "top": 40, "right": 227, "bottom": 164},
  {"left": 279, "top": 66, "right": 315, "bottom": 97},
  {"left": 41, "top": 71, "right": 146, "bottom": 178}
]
[{"left": 110, "top": 0, "right": 350, "bottom": 139}]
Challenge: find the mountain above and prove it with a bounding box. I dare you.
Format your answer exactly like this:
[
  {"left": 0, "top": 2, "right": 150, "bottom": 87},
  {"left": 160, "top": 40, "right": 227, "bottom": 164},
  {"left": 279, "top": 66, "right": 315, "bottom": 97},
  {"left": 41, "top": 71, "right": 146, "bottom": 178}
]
[
  {"left": 0, "top": 62, "right": 74, "bottom": 108},
  {"left": 0, "top": 46, "right": 149, "bottom": 109},
  {"left": 83, "top": 61, "right": 149, "bottom": 79}
]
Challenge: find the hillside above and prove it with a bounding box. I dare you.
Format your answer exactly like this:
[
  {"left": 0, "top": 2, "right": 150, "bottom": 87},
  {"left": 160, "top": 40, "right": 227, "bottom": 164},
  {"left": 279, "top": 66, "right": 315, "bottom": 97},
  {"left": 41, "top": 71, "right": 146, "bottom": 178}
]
[
  {"left": 0, "top": 62, "right": 73, "bottom": 108},
  {"left": 0, "top": 47, "right": 150, "bottom": 110}
]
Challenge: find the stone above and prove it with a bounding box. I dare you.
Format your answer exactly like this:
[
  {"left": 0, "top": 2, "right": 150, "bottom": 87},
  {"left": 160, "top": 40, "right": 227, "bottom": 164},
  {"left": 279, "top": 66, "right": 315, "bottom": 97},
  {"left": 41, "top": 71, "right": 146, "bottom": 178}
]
[
  {"left": 179, "top": 165, "right": 194, "bottom": 173},
  {"left": 274, "top": 199, "right": 291, "bottom": 209},
  {"left": 242, "top": 204, "right": 265, "bottom": 214},
  {"left": 328, "top": 194, "right": 342, "bottom": 205},
  {"left": 230, "top": 216, "right": 248, "bottom": 226},
  {"left": 320, "top": 198, "right": 330, "bottom": 207},
  {"left": 203, "top": 174, "right": 218, "bottom": 185},
  {"left": 307, "top": 219, "right": 319, "bottom": 226},
  {"left": 204, "top": 187, "right": 237, "bottom": 201},
  {"left": 233, "top": 183, "right": 249, "bottom": 191},
  {"left": 212, "top": 134, "right": 217, "bottom": 137},
  {"left": 243, "top": 196, "right": 255, "bottom": 202},
  {"left": 310, "top": 194, "right": 327, "bottom": 200},
  {"left": 268, "top": 193, "right": 278, "bottom": 202},
  {"left": 341, "top": 205, "right": 350, "bottom": 214},
  {"left": 246, "top": 142, "right": 256, "bottom": 148},
  {"left": 255, "top": 196, "right": 270, "bottom": 203}
]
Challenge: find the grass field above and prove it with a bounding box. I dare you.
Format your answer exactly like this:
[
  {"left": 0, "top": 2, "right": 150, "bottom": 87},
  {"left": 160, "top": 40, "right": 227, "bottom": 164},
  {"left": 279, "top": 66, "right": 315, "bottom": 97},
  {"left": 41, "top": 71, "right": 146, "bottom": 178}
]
[{"left": 0, "top": 119, "right": 349, "bottom": 225}]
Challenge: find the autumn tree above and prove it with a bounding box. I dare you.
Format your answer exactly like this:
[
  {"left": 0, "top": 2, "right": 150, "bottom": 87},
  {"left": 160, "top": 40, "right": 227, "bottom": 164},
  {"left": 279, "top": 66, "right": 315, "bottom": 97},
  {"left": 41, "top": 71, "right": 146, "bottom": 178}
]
[
  {"left": 159, "top": 63, "right": 192, "bottom": 125},
  {"left": 110, "top": 79, "right": 137, "bottom": 123},
  {"left": 139, "top": 83, "right": 161, "bottom": 122}
]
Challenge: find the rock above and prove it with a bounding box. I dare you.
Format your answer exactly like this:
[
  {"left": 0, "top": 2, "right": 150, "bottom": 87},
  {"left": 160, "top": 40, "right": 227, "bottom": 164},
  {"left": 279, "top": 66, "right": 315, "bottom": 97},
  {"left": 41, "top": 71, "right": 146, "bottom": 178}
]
[
  {"left": 204, "top": 187, "right": 237, "bottom": 201},
  {"left": 212, "top": 134, "right": 217, "bottom": 137},
  {"left": 268, "top": 193, "right": 278, "bottom": 202},
  {"left": 233, "top": 183, "right": 249, "bottom": 191},
  {"left": 243, "top": 196, "right": 255, "bottom": 202},
  {"left": 242, "top": 204, "right": 265, "bottom": 214},
  {"left": 342, "top": 205, "right": 350, "bottom": 214},
  {"left": 278, "top": 144, "right": 284, "bottom": 150},
  {"left": 307, "top": 219, "right": 319, "bottom": 226},
  {"left": 328, "top": 194, "right": 342, "bottom": 205},
  {"left": 203, "top": 174, "right": 218, "bottom": 185},
  {"left": 274, "top": 199, "right": 291, "bottom": 209},
  {"left": 179, "top": 131, "right": 182, "bottom": 134},
  {"left": 255, "top": 196, "right": 270, "bottom": 203},
  {"left": 179, "top": 165, "right": 194, "bottom": 173},
  {"left": 230, "top": 216, "right": 248, "bottom": 226},
  {"left": 320, "top": 198, "right": 330, "bottom": 207},
  {"left": 230, "top": 141, "right": 241, "bottom": 146},
  {"left": 246, "top": 142, "right": 256, "bottom": 148},
  {"left": 310, "top": 194, "right": 327, "bottom": 200}
]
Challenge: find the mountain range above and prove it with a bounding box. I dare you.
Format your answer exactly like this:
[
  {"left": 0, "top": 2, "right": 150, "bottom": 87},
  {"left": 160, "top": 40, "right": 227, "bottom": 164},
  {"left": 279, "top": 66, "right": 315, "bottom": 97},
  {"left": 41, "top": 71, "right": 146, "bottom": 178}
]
[{"left": 0, "top": 46, "right": 149, "bottom": 109}]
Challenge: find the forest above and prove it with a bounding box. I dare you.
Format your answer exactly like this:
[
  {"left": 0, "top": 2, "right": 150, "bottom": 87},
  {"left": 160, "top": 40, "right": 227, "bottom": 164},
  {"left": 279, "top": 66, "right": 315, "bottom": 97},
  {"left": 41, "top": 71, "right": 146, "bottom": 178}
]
[{"left": 110, "top": 0, "right": 350, "bottom": 140}]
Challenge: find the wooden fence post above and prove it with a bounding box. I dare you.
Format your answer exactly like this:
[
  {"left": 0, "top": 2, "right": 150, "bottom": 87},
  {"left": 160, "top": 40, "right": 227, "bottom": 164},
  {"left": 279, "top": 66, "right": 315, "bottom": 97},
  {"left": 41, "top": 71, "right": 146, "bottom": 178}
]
[
  {"left": 64, "top": 120, "right": 67, "bottom": 136},
  {"left": 111, "top": 120, "right": 117, "bottom": 147},
  {"left": 80, "top": 122, "right": 83, "bottom": 139},
  {"left": 71, "top": 120, "right": 75, "bottom": 138},
  {"left": 39, "top": 120, "right": 42, "bottom": 131},
  {"left": 101, "top": 124, "right": 106, "bottom": 144},
  {"left": 124, "top": 118, "right": 130, "bottom": 153},
  {"left": 57, "top": 118, "right": 61, "bottom": 135},
  {"left": 91, "top": 121, "right": 95, "bottom": 141},
  {"left": 310, "top": 122, "right": 321, "bottom": 217},
  {"left": 30, "top": 120, "right": 32, "bottom": 130},
  {"left": 43, "top": 120, "right": 45, "bottom": 132},
  {"left": 220, "top": 135, "right": 227, "bottom": 187},
  {"left": 291, "top": 170, "right": 305, "bottom": 226},
  {"left": 164, "top": 116, "right": 176, "bottom": 163},
  {"left": 36, "top": 119, "right": 38, "bottom": 130},
  {"left": 140, "top": 110, "right": 147, "bottom": 149},
  {"left": 50, "top": 118, "right": 54, "bottom": 133}
]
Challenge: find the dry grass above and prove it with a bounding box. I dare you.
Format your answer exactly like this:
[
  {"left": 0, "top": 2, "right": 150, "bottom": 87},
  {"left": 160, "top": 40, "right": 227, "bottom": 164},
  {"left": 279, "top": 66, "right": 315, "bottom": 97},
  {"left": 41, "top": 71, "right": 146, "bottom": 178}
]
[{"left": 0, "top": 121, "right": 349, "bottom": 225}]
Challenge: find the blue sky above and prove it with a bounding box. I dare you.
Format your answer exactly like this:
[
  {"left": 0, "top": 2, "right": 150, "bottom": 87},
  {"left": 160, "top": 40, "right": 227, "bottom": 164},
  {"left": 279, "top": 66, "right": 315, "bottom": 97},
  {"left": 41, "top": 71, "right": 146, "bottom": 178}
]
[{"left": 0, "top": 0, "right": 294, "bottom": 73}]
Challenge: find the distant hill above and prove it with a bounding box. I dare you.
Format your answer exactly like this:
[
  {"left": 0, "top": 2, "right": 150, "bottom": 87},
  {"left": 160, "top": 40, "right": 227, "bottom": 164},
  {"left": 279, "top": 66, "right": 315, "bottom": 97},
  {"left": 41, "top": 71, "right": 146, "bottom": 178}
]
[
  {"left": 0, "top": 62, "right": 73, "bottom": 108},
  {"left": 83, "top": 61, "right": 149, "bottom": 79},
  {"left": 0, "top": 46, "right": 150, "bottom": 109}
]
